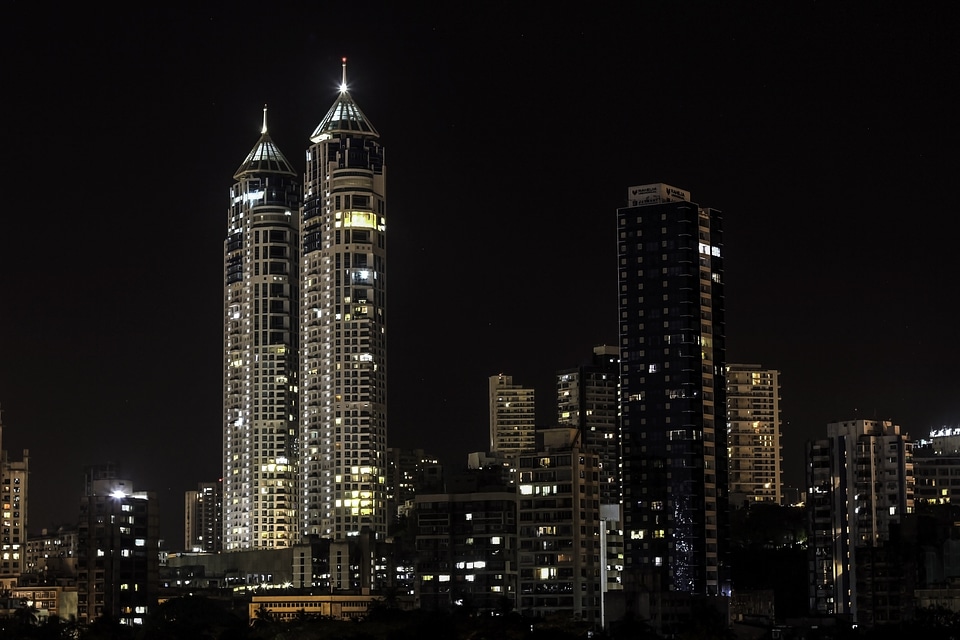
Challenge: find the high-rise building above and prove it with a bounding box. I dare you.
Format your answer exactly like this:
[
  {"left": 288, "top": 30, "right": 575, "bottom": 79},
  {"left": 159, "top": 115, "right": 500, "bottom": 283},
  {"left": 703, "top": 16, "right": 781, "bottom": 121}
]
[
  {"left": 725, "top": 364, "right": 782, "bottom": 505},
  {"left": 386, "top": 448, "right": 442, "bottom": 529},
  {"left": 415, "top": 473, "right": 518, "bottom": 612},
  {"left": 222, "top": 107, "right": 301, "bottom": 551},
  {"left": 222, "top": 61, "right": 388, "bottom": 554},
  {"left": 807, "top": 419, "right": 915, "bottom": 625},
  {"left": 616, "top": 183, "right": 729, "bottom": 596},
  {"left": 489, "top": 374, "right": 536, "bottom": 456},
  {"left": 77, "top": 466, "right": 159, "bottom": 626},
  {"left": 913, "top": 426, "right": 960, "bottom": 504},
  {"left": 517, "top": 428, "right": 602, "bottom": 622},
  {"left": 557, "top": 345, "right": 620, "bottom": 504},
  {"left": 555, "top": 347, "right": 624, "bottom": 609},
  {"left": 184, "top": 480, "right": 222, "bottom": 553},
  {"left": 0, "top": 416, "right": 28, "bottom": 589},
  {"left": 300, "top": 60, "right": 388, "bottom": 540}
]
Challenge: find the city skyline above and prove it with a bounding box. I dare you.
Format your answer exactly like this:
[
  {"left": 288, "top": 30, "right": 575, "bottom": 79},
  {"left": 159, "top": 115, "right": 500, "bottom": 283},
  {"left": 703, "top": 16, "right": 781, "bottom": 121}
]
[{"left": 2, "top": 4, "right": 958, "bottom": 544}]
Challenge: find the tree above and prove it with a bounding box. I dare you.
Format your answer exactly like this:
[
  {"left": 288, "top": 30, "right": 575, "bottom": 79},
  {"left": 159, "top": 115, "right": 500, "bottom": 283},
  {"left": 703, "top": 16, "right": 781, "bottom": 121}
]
[
  {"left": 139, "top": 595, "right": 247, "bottom": 639},
  {"left": 80, "top": 613, "right": 136, "bottom": 640},
  {"left": 14, "top": 597, "right": 40, "bottom": 628}
]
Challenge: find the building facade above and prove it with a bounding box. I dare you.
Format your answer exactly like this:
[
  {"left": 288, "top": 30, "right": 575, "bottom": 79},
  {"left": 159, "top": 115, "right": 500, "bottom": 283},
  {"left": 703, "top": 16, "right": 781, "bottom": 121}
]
[
  {"left": 184, "top": 480, "right": 223, "bottom": 553},
  {"left": 807, "top": 419, "right": 915, "bottom": 625},
  {"left": 489, "top": 374, "right": 536, "bottom": 457},
  {"left": 557, "top": 345, "right": 620, "bottom": 505},
  {"left": 300, "top": 60, "right": 388, "bottom": 542},
  {"left": 222, "top": 107, "right": 301, "bottom": 551},
  {"left": 616, "top": 183, "right": 729, "bottom": 596},
  {"left": 725, "top": 364, "right": 782, "bottom": 505}
]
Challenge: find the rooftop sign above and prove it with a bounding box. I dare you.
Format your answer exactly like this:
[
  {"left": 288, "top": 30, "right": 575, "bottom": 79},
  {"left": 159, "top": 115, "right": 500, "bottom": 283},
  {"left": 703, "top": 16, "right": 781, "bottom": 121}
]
[{"left": 627, "top": 183, "right": 691, "bottom": 207}]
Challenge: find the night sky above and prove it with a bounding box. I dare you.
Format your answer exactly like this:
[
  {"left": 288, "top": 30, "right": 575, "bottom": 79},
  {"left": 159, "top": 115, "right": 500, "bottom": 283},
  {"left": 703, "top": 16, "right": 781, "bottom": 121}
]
[{"left": 2, "top": 3, "right": 958, "bottom": 545}]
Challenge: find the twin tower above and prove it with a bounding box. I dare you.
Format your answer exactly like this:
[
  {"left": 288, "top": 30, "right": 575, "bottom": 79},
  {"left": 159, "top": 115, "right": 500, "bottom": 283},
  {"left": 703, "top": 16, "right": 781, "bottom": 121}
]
[{"left": 223, "top": 60, "right": 387, "bottom": 550}]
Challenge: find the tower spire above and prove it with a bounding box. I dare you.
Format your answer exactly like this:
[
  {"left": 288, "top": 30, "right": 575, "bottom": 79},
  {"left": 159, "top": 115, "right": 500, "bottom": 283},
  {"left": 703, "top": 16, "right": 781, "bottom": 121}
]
[
  {"left": 261, "top": 104, "right": 268, "bottom": 135},
  {"left": 341, "top": 57, "right": 347, "bottom": 92}
]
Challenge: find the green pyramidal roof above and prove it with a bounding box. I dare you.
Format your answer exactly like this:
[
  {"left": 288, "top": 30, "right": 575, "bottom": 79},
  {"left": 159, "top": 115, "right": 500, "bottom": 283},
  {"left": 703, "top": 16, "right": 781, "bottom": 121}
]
[
  {"left": 234, "top": 107, "right": 297, "bottom": 179},
  {"left": 309, "top": 89, "right": 379, "bottom": 142}
]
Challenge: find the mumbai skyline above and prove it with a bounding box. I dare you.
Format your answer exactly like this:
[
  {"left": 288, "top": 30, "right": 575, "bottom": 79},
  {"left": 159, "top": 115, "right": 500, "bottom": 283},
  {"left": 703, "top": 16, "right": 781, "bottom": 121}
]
[{"left": 2, "top": 3, "right": 957, "bottom": 544}]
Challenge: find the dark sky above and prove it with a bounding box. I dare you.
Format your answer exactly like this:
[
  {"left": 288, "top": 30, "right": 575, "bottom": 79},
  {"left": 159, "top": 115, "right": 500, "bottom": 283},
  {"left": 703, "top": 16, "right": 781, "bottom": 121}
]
[{"left": 2, "top": 3, "right": 958, "bottom": 545}]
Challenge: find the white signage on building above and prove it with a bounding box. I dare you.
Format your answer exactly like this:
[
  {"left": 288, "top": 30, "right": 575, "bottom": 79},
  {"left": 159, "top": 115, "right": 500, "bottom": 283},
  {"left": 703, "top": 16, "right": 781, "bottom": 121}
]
[{"left": 626, "top": 183, "right": 691, "bottom": 207}]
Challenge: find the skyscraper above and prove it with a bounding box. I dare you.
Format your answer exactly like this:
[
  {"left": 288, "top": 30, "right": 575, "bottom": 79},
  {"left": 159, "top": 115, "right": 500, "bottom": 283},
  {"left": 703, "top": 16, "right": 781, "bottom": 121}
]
[
  {"left": 617, "top": 183, "right": 729, "bottom": 596},
  {"left": 725, "top": 364, "right": 782, "bottom": 505},
  {"left": 517, "top": 428, "right": 602, "bottom": 621},
  {"left": 184, "top": 480, "right": 223, "bottom": 553},
  {"left": 489, "top": 374, "right": 536, "bottom": 456},
  {"left": 300, "top": 60, "right": 388, "bottom": 540},
  {"left": 223, "top": 108, "right": 301, "bottom": 550},
  {"left": 77, "top": 466, "right": 158, "bottom": 626},
  {"left": 0, "top": 415, "right": 28, "bottom": 588},
  {"left": 807, "top": 419, "right": 915, "bottom": 624},
  {"left": 556, "top": 347, "right": 624, "bottom": 610},
  {"left": 557, "top": 345, "right": 621, "bottom": 505}
]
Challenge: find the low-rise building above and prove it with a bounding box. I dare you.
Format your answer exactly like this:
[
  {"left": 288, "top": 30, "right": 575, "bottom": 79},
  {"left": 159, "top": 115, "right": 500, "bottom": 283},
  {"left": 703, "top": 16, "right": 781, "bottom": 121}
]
[
  {"left": 249, "top": 592, "right": 413, "bottom": 622},
  {"left": 10, "top": 585, "right": 78, "bottom": 622}
]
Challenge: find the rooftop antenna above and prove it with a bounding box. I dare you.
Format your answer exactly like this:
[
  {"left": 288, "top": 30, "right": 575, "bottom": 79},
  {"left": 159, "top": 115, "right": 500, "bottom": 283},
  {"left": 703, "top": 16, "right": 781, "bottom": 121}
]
[
  {"left": 341, "top": 57, "right": 348, "bottom": 92},
  {"left": 261, "top": 104, "right": 268, "bottom": 135}
]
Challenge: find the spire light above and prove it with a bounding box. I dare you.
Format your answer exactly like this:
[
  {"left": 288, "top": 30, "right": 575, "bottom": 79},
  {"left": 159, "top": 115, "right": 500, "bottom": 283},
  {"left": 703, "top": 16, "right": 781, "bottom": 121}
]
[
  {"left": 261, "top": 104, "right": 268, "bottom": 135},
  {"left": 340, "top": 57, "right": 348, "bottom": 93}
]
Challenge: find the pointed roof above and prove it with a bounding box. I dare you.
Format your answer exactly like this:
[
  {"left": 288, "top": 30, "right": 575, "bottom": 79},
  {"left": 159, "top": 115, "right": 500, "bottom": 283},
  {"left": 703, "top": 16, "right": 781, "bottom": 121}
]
[
  {"left": 309, "top": 58, "right": 379, "bottom": 143},
  {"left": 234, "top": 106, "right": 297, "bottom": 179}
]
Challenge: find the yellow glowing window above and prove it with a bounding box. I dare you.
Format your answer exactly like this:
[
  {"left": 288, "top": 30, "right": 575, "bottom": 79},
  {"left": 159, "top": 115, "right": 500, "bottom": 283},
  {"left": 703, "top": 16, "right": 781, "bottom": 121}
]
[{"left": 338, "top": 211, "right": 378, "bottom": 229}]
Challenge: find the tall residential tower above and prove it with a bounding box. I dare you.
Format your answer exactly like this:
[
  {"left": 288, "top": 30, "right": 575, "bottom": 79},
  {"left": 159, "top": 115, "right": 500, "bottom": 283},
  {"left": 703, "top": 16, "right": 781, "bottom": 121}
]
[
  {"left": 77, "top": 466, "right": 159, "bottom": 626},
  {"left": 556, "top": 345, "right": 621, "bottom": 505},
  {"left": 222, "top": 108, "right": 301, "bottom": 550},
  {"left": 489, "top": 374, "right": 536, "bottom": 457},
  {"left": 807, "top": 419, "right": 915, "bottom": 625},
  {"left": 726, "top": 364, "right": 782, "bottom": 505},
  {"left": 300, "top": 60, "right": 388, "bottom": 540},
  {"left": 0, "top": 415, "right": 28, "bottom": 588},
  {"left": 617, "top": 183, "right": 729, "bottom": 596},
  {"left": 185, "top": 480, "right": 223, "bottom": 553}
]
